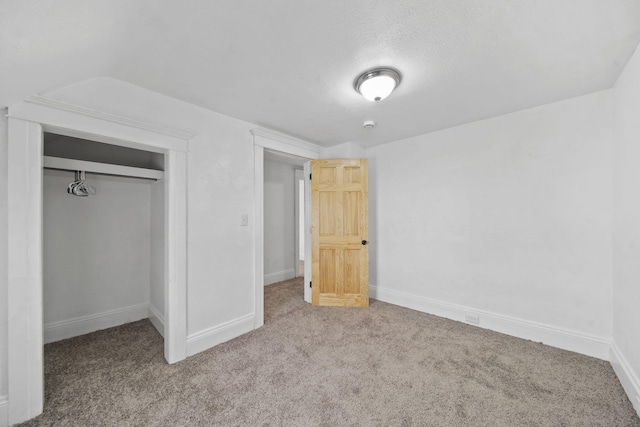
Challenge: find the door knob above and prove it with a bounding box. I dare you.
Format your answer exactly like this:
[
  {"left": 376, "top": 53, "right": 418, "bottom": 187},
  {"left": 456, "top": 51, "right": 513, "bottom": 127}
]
[{"left": 362, "top": 240, "right": 368, "bottom": 245}]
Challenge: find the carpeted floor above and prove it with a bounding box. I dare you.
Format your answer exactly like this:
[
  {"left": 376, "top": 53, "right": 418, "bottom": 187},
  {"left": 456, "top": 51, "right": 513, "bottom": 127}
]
[{"left": 21, "top": 277, "right": 639, "bottom": 426}]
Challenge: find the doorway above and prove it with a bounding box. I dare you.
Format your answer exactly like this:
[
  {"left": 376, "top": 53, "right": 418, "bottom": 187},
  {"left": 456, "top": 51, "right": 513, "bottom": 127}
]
[
  {"left": 263, "top": 151, "right": 305, "bottom": 287},
  {"left": 252, "top": 129, "right": 321, "bottom": 328},
  {"left": 6, "top": 100, "right": 188, "bottom": 424},
  {"left": 42, "top": 133, "right": 166, "bottom": 343}
]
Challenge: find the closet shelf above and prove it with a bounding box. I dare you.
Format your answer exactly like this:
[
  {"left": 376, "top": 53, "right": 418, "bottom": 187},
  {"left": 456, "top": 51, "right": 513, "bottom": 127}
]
[{"left": 43, "top": 156, "right": 164, "bottom": 180}]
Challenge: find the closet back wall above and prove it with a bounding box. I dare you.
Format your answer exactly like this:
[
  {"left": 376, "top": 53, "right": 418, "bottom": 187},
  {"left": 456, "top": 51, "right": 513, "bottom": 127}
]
[{"left": 43, "top": 169, "right": 152, "bottom": 343}]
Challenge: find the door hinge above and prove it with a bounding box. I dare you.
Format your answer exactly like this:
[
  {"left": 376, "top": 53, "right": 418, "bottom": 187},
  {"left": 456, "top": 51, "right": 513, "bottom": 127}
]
[
  {"left": 309, "top": 281, "right": 312, "bottom": 288},
  {"left": 309, "top": 173, "right": 312, "bottom": 180}
]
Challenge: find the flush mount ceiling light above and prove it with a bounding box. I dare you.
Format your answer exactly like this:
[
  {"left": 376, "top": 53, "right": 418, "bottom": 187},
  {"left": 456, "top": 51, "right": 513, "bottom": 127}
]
[{"left": 355, "top": 68, "right": 401, "bottom": 102}]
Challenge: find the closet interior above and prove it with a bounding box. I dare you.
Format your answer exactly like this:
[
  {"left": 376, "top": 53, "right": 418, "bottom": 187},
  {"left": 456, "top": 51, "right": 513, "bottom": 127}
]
[{"left": 42, "top": 132, "right": 166, "bottom": 343}]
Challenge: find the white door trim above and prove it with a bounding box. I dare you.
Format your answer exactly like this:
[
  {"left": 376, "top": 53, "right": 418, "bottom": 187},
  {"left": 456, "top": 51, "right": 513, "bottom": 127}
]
[
  {"left": 6, "top": 98, "right": 189, "bottom": 425},
  {"left": 303, "top": 161, "right": 312, "bottom": 303},
  {"left": 253, "top": 143, "right": 265, "bottom": 328},
  {"left": 7, "top": 118, "right": 44, "bottom": 424},
  {"left": 252, "top": 128, "right": 321, "bottom": 326}
]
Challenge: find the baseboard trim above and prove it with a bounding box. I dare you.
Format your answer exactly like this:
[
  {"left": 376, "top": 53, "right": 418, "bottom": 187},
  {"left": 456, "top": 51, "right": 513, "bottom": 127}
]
[
  {"left": 44, "top": 303, "right": 149, "bottom": 344},
  {"left": 610, "top": 343, "right": 640, "bottom": 416},
  {"left": 186, "top": 313, "right": 255, "bottom": 357},
  {"left": 148, "top": 304, "right": 165, "bottom": 338},
  {"left": 370, "top": 285, "right": 610, "bottom": 360},
  {"left": 264, "top": 269, "right": 296, "bottom": 286},
  {"left": 0, "top": 395, "right": 8, "bottom": 427}
]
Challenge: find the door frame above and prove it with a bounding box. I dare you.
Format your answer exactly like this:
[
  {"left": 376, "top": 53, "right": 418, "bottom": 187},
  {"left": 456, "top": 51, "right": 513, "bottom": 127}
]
[
  {"left": 251, "top": 128, "right": 321, "bottom": 327},
  {"left": 303, "top": 161, "right": 312, "bottom": 303},
  {"left": 293, "top": 165, "right": 313, "bottom": 303},
  {"left": 6, "top": 97, "right": 190, "bottom": 424}
]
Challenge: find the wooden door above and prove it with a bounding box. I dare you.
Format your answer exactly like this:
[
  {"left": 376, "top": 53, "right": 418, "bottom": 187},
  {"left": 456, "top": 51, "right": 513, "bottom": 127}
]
[{"left": 311, "top": 159, "right": 368, "bottom": 307}]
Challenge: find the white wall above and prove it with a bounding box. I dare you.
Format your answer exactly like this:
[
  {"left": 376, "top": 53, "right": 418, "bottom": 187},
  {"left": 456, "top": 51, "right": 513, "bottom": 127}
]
[
  {"left": 321, "top": 141, "right": 366, "bottom": 159},
  {"left": 367, "top": 90, "right": 613, "bottom": 357},
  {"left": 42, "top": 169, "right": 152, "bottom": 342},
  {"left": 263, "top": 158, "right": 296, "bottom": 285},
  {"left": 149, "top": 179, "right": 165, "bottom": 335},
  {"left": 612, "top": 42, "right": 640, "bottom": 412},
  {"left": 185, "top": 116, "right": 256, "bottom": 351}
]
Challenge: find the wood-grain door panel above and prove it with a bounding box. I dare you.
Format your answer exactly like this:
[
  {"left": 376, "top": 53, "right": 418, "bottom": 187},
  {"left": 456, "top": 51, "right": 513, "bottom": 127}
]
[{"left": 312, "top": 159, "right": 368, "bottom": 307}]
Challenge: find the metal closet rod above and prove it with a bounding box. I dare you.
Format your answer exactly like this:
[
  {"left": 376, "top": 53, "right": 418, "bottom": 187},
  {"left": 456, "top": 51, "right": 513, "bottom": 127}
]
[{"left": 43, "top": 156, "right": 164, "bottom": 181}]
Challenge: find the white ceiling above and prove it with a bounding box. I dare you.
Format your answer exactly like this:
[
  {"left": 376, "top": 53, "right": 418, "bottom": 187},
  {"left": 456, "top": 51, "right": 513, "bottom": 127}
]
[{"left": 2, "top": 1, "right": 640, "bottom": 148}]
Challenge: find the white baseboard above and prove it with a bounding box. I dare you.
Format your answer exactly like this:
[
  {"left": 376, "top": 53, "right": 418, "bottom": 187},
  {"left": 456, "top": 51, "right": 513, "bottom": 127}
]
[
  {"left": 148, "top": 304, "right": 165, "bottom": 338},
  {"left": 0, "top": 395, "right": 7, "bottom": 427},
  {"left": 370, "top": 285, "right": 611, "bottom": 360},
  {"left": 44, "top": 303, "right": 149, "bottom": 344},
  {"left": 610, "top": 343, "right": 640, "bottom": 416},
  {"left": 264, "top": 268, "right": 296, "bottom": 286},
  {"left": 186, "top": 313, "right": 255, "bottom": 357}
]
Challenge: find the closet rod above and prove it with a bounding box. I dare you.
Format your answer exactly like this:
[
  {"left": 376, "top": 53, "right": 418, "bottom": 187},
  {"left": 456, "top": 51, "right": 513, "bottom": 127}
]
[{"left": 43, "top": 156, "right": 164, "bottom": 180}]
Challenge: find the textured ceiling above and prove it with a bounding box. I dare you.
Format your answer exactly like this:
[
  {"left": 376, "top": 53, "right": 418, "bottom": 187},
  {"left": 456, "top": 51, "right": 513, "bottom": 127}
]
[{"left": 2, "top": 1, "right": 640, "bottom": 147}]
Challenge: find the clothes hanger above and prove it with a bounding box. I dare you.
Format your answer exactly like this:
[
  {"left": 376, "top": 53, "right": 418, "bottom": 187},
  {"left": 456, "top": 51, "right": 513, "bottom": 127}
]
[{"left": 67, "top": 171, "right": 96, "bottom": 197}]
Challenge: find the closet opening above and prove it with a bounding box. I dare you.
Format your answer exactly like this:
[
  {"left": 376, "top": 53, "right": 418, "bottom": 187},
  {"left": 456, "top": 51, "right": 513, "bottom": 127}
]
[
  {"left": 42, "top": 132, "right": 167, "bottom": 344},
  {"left": 7, "top": 102, "right": 188, "bottom": 423}
]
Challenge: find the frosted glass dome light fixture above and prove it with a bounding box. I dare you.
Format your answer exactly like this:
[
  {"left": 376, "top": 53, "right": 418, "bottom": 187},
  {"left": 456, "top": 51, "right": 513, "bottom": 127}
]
[{"left": 355, "top": 68, "right": 401, "bottom": 102}]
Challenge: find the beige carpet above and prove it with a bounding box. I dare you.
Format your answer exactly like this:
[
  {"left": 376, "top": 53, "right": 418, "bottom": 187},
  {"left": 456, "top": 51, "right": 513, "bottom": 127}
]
[{"left": 21, "top": 277, "right": 639, "bottom": 426}]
